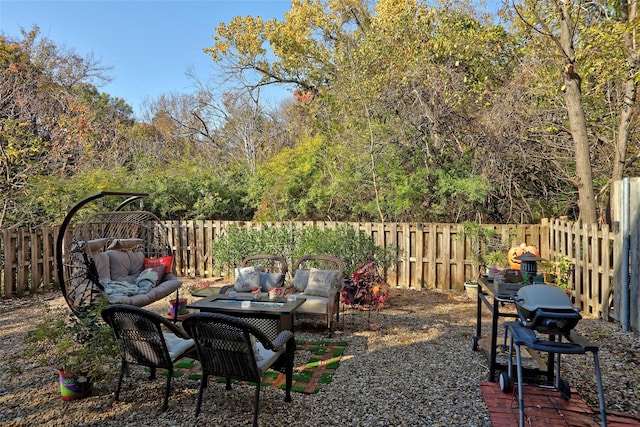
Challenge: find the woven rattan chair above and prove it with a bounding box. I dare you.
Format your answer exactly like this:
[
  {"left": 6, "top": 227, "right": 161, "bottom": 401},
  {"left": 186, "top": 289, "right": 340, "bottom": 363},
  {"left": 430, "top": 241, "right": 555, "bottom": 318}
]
[
  {"left": 220, "top": 254, "right": 289, "bottom": 296},
  {"left": 182, "top": 312, "right": 295, "bottom": 426},
  {"left": 285, "top": 255, "right": 345, "bottom": 333},
  {"left": 101, "top": 304, "right": 196, "bottom": 411}
]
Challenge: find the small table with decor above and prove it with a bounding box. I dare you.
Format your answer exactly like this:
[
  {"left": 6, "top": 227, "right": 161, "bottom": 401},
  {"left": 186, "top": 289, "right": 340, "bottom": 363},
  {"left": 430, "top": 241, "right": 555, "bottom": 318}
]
[{"left": 186, "top": 294, "right": 306, "bottom": 341}]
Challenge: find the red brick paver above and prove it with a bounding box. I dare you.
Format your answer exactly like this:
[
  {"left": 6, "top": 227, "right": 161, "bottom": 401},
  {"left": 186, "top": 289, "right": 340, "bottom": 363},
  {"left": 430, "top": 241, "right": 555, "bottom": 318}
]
[{"left": 480, "top": 382, "right": 640, "bottom": 427}]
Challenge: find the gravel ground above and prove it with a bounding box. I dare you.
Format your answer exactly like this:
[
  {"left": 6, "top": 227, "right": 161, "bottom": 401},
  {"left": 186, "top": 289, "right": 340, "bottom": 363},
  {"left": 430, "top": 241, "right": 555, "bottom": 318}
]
[{"left": 0, "top": 284, "right": 638, "bottom": 426}]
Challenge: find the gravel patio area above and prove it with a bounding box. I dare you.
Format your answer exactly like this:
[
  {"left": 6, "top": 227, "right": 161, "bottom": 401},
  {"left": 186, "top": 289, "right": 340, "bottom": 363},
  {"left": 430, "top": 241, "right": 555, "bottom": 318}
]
[{"left": 0, "top": 284, "right": 638, "bottom": 426}]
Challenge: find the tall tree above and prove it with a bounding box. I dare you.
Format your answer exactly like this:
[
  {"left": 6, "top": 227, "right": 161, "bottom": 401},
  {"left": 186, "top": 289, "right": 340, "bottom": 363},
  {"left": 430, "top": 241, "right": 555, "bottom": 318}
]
[{"left": 0, "top": 27, "right": 134, "bottom": 227}]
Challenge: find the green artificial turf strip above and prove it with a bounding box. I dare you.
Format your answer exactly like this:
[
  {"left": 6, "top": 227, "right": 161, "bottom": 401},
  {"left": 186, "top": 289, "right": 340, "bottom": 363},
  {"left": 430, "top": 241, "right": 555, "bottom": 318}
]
[
  {"left": 309, "top": 346, "right": 327, "bottom": 355},
  {"left": 319, "top": 373, "right": 333, "bottom": 384},
  {"left": 293, "top": 370, "right": 313, "bottom": 383},
  {"left": 332, "top": 347, "right": 345, "bottom": 357}
]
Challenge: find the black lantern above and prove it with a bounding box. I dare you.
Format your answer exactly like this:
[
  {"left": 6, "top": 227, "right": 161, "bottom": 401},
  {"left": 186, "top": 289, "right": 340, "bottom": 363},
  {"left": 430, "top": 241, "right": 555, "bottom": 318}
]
[{"left": 515, "top": 251, "right": 542, "bottom": 284}]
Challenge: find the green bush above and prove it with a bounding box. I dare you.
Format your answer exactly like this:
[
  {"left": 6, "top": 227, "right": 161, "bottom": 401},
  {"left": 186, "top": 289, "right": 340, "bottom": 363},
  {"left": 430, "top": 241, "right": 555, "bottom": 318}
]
[{"left": 210, "top": 223, "right": 396, "bottom": 278}]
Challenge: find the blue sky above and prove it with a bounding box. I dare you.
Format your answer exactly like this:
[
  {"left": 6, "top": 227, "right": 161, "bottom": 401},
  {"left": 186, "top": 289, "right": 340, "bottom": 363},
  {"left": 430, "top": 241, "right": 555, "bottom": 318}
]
[{"left": 0, "top": 1, "right": 293, "bottom": 117}]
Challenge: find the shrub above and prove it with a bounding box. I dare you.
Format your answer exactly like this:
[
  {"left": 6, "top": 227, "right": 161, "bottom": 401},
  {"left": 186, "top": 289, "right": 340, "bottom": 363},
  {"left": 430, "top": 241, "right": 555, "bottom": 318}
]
[{"left": 210, "top": 223, "right": 397, "bottom": 278}]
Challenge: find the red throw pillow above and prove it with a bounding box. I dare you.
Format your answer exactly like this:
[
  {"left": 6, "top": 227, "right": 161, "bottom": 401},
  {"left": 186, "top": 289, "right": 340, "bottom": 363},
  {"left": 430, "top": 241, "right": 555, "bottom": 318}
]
[{"left": 144, "top": 255, "right": 173, "bottom": 274}]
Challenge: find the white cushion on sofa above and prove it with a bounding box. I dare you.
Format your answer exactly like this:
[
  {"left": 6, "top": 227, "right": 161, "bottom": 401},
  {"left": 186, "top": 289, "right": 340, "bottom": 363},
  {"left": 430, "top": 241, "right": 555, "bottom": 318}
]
[
  {"left": 233, "top": 266, "right": 262, "bottom": 292},
  {"left": 303, "top": 268, "right": 338, "bottom": 297}
]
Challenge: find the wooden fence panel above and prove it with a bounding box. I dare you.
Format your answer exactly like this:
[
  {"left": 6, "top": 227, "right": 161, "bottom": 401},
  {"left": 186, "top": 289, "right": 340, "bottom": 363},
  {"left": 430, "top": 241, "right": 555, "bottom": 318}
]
[{"left": 0, "top": 219, "right": 619, "bottom": 324}]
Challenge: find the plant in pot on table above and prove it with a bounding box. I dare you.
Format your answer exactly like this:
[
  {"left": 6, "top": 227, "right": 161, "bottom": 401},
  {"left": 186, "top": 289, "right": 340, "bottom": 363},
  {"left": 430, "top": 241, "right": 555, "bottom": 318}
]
[
  {"left": 14, "top": 299, "right": 120, "bottom": 401},
  {"left": 539, "top": 254, "right": 573, "bottom": 295},
  {"left": 459, "top": 222, "right": 498, "bottom": 297},
  {"left": 484, "top": 250, "right": 508, "bottom": 281}
]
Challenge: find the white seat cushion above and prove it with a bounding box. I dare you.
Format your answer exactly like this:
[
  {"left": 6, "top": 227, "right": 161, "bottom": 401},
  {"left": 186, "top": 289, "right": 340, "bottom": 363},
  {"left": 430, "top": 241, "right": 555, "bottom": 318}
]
[
  {"left": 163, "top": 332, "right": 195, "bottom": 361},
  {"left": 255, "top": 341, "right": 283, "bottom": 373},
  {"left": 294, "top": 293, "right": 329, "bottom": 314}
]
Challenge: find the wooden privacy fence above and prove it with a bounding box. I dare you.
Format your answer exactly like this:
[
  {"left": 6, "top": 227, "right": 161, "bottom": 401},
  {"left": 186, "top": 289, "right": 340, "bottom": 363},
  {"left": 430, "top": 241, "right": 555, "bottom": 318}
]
[{"left": 1, "top": 218, "right": 617, "bottom": 320}]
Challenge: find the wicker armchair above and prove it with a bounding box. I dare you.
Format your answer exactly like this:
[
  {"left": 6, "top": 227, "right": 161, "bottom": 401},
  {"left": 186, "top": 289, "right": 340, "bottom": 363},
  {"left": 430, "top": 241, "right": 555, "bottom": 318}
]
[
  {"left": 101, "top": 304, "right": 196, "bottom": 411},
  {"left": 285, "top": 255, "right": 345, "bottom": 334},
  {"left": 182, "top": 312, "right": 295, "bottom": 426},
  {"left": 220, "top": 254, "right": 289, "bottom": 297}
]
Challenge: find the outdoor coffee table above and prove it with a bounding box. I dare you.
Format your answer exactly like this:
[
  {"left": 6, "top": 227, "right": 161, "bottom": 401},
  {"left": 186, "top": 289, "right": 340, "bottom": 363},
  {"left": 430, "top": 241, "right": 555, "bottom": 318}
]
[{"left": 186, "top": 295, "right": 306, "bottom": 341}]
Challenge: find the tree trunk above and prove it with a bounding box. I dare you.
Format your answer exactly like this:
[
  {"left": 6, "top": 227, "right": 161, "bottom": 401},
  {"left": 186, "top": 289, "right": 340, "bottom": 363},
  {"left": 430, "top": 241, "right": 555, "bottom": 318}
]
[
  {"left": 612, "top": 0, "right": 639, "bottom": 183},
  {"left": 559, "top": 2, "right": 597, "bottom": 224}
]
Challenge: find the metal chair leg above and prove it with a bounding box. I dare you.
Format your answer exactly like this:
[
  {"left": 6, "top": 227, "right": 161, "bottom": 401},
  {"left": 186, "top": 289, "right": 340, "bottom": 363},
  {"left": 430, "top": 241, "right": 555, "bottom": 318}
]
[
  {"left": 162, "top": 367, "right": 172, "bottom": 412},
  {"left": 593, "top": 352, "right": 607, "bottom": 427},
  {"left": 195, "top": 373, "right": 208, "bottom": 416},
  {"left": 252, "top": 383, "right": 261, "bottom": 427},
  {"left": 115, "top": 362, "right": 126, "bottom": 401}
]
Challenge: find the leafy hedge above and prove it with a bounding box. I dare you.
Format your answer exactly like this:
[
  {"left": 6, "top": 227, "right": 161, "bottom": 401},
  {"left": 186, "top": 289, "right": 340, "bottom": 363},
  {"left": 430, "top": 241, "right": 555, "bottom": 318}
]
[{"left": 210, "top": 223, "right": 397, "bottom": 279}]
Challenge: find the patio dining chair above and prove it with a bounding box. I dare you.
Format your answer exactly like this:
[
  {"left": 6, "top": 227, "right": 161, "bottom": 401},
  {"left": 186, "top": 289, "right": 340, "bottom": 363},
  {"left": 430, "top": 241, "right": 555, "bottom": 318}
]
[
  {"left": 101, "top": 304, "right": 196, "bottom": 411},
  {"left": 182, "top": 312, "right": 295, "bottom": 426}
]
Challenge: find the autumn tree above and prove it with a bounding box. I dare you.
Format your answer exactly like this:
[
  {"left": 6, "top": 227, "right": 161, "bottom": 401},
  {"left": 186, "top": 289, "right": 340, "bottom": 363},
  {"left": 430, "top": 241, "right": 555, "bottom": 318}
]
[
  {"left": 210, "top": 0, "right": 524, "bottom": 222},
  {"left": 0, "top": 27, "right": 135, "bottom": 227},
  {"left": 507, "top": 0, "right": 640, "bottom": 223}
]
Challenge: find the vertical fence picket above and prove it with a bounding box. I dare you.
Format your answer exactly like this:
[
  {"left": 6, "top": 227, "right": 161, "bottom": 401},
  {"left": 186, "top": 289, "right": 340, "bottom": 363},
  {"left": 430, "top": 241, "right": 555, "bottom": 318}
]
[
  {"left": 3, "top": 228, "right": 15, "bottom": 297},
  {"left": 17, "top": 228, "right": 29, "bottom": 295},
  {"left": 30, "top": 227, "right": 42, "bottom": 293}
]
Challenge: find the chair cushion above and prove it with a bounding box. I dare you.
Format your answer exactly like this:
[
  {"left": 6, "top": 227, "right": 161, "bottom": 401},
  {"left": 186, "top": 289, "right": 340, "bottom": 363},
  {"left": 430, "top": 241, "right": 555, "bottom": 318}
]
[
  {"left": 303, "top": 268, "right": 338, "bottom": 297},
  {"left": 70, "top": 237, "right": 110, "bottom": 253},
  {"left": 106, "top": 250, "right": 133, "bottom": 282},
  {"left": 260, "top": 272, "right": 285, "bottom": 291},
  {"left": 233, "top": 266, "right": 262, "bottom": 292},
  {"left": 106, "top": 250, "right": 145, "bottom": 283},
  {"left": 108, "top": 275, "right": 182, "bottom": 306},
  {"left": 144, "top": 255, "right": 174, "bottom": 274},
  {"left": 294, "top": 293, "right": 330, "bottom": 314},
  {"left": 255, "top": 341, "right": 282, "bottom": 373},
  {"left": 128, "top": 252, "right": 145, "bottom": 276},
  {"left": 107, "top": 238, "right": 144, "bottom": 251},
  {"left": 93, "top": 252, "right": 111, "bottom": 280},
  {"left": 163, "top": 332, "right": 195, "bottom": 361},
  {"left": 292, "top": 269, "right": 310, "bottom": 292}
]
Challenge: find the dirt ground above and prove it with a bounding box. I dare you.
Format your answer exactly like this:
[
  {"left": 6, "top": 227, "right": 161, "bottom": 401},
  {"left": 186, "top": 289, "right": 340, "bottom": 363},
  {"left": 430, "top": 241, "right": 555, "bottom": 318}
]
[{"left": 0, "top": 283, "right": 638, "bottom": 426}]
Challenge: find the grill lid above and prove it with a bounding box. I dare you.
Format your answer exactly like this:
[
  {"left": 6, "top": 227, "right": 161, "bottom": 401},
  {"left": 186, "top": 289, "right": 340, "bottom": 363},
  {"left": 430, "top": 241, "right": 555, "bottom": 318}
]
[
  {"left": 515, "top": 284, "right": 581, "bottom": 333},
  {"left": 516, "top": 284, "right": 575, "bottom": 312}
]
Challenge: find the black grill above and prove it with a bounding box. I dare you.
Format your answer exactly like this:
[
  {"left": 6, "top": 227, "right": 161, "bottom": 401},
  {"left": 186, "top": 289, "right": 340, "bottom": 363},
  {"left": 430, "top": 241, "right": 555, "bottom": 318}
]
[{"left": 514, "top": 285, "right": 581, "bottom": 334}]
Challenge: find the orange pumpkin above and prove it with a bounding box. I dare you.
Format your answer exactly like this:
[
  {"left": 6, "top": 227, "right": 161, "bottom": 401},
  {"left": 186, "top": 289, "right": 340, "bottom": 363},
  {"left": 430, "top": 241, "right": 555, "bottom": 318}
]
[{"left": 507, "top": 243, "right": 540, "bottom": 270}]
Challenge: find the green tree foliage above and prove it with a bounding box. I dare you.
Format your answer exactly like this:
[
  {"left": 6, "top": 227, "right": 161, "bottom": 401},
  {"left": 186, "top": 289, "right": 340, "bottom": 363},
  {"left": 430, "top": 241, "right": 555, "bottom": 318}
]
[
  {"left": 137, "top": 158, "right": 253, "bottom": 220},
  {"left": 0, "top": 28, "right": 135, "bottom": 227},
  {"left": 5, "top": 2, "right": 640, "bottom": 229}
]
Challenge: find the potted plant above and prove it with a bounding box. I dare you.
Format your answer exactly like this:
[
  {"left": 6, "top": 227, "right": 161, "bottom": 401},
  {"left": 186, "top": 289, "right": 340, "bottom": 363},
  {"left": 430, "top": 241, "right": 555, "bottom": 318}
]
[
  {"left": 484, "top": 250, "right": 508, "bottom": 280},
  {"left": 539, "top": 254, "right": 573, "bottom": 295},
  {"left": 17, "top": 299, "right": 120, "bottom": 401}
]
